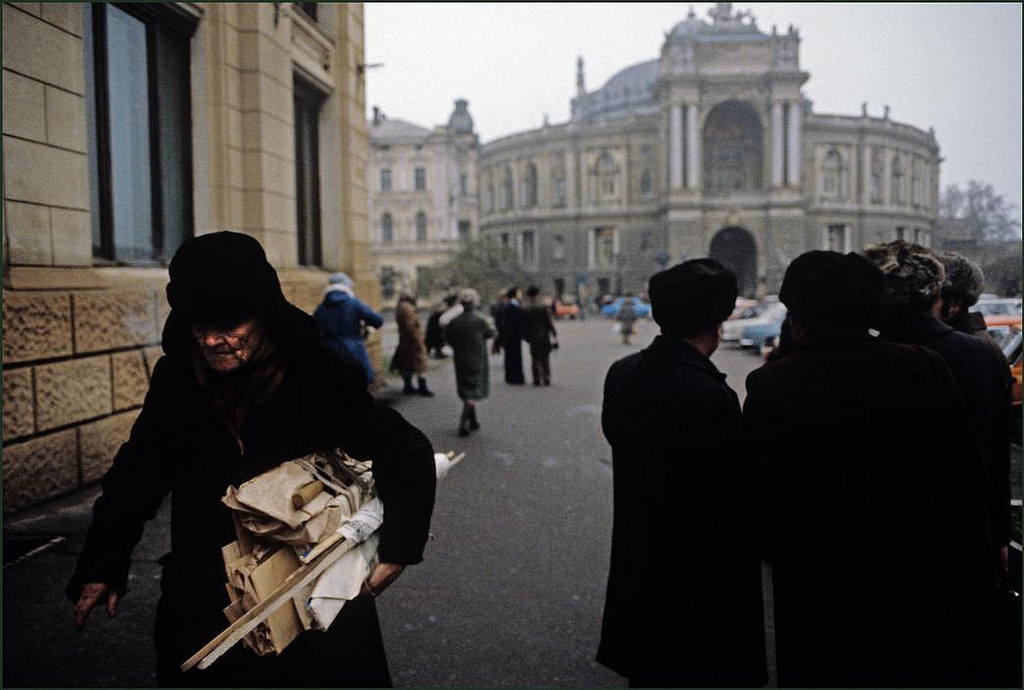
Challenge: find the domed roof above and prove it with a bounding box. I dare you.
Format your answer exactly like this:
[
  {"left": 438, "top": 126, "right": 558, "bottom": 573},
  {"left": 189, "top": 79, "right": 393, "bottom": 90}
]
[
  {"left": 571, "top": 59, "right": 659, "bottom": 124},
  {"left": 447, "top": 99, "right": 474, "bottom": 134},
  {"left": 602, "top": 60, "right": 659, "bottom": 98}
]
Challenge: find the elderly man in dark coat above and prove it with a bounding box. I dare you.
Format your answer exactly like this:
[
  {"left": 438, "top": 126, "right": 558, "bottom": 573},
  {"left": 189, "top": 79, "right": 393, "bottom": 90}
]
[
  {"left": 443, "top": 288, "right": 495, "bottom": 437},
  {"left": 744, "top": 251, "right": 993, "bottom": 686},
  {"left": 67, "top": 232, "right": 437, "bottom": 687},
  {"left": 599, "top": 259, "right": 767, "bottom": 687}
]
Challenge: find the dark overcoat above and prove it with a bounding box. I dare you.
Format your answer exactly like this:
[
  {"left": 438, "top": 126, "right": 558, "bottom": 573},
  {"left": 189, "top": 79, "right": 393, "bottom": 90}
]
[
  {"left": 392, "top": 300, "right": 428, "bottom": 375},
  {"left": 881, "top": 313, "right": 1012, "bottom": 548},
  {"left": 67, "top": 324, "right": 436, "bottom": 687},
  {"left": 444, "top": 309, "right": 495, "bottom": 401},
  {"left": 743, "top": 330, "right": 993, "bottom": 686},
  {"left": 599, "top": 335, "right": 767, "bottom": 686}
]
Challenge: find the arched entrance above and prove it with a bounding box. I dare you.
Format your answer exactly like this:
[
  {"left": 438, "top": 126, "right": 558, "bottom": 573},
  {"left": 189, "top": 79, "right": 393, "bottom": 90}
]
[
  {"left": 710, "top": 227, "right": 757, "bottom": 297},
  {"left": 703, "top": 100, "right": 763, "bottom": 191}
]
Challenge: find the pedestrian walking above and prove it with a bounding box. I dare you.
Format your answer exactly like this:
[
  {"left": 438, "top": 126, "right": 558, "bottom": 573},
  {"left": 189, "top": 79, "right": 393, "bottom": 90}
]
[
  {"left": 443, "top": 288, "right": 496, "bottom": 437},
  {"left": 615, "top": 293, "right": 637, "bottom": 345},
  {"left": 391, "top": 290, "right": 433, "bottom": 396},
  {"left": 425, "top": 293, "right": 457, "bottom": 359},
  {"left": 313, "top": 272, "right": 383, "bottom": 384},
  {"left": 498, "top": 286, "right": 526, "bottom": 384},
  {"left": 599, "top": 259, "right": 767, "bottom": 687},
  {"left": 67, "top": 231, "right": 436, "bottom": 687},
  {"left": 522, "top": 285, "right": 558, "bottom": 386},
  {"left": 744, "top": 250, "right": 993, "bottom": 686}
]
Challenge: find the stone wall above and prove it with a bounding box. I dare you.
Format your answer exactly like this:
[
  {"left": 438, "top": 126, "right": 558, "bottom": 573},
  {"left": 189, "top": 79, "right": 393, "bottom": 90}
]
[{"left": 2, "top": 3, "right": 372, "bottom": 514}]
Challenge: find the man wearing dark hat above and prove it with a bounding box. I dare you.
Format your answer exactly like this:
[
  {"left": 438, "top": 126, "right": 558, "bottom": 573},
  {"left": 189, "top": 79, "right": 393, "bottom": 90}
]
[
  {"left": 598, "top": 259, "right": 767, "bottom": 687},
  {"left": 744, "top": 250, "right": 992, "bottom": 686},
  {"left": 67, "top": 232, "right": 436, "bottom": 687}
]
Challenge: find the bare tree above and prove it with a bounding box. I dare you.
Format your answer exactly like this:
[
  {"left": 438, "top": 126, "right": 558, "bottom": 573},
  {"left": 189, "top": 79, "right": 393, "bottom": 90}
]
[
  {"left": 940, "top": 180, "right": 1022, "bottom": 243},
  {"left": 420, "top": 240, "right": 535, "bottom": 306}
]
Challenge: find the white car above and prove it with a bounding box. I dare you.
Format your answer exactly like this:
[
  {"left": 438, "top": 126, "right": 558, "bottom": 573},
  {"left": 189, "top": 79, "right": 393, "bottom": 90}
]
[{"left": 722, "top": 302, "right": 787, "bottom": 342}]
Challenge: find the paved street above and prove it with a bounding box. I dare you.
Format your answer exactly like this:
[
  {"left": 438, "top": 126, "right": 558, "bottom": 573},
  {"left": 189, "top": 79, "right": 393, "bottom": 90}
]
[{"left": 4, "top": 315, "right": 1019, "bottom": 686}]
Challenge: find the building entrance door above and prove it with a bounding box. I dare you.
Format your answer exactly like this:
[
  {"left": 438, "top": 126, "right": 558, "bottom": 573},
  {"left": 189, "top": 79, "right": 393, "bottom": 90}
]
[{"left": 710, "top": 227, "right": 757, "bottom": 297}]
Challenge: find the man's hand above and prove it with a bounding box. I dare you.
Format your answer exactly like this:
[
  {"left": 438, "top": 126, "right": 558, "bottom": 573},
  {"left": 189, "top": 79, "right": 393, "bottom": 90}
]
[
  {"left": 362, "top": 562, "right": 405, "bottom": 598},
  {"left": 73, "top": 582, "right": 120, "bottom": 630}
]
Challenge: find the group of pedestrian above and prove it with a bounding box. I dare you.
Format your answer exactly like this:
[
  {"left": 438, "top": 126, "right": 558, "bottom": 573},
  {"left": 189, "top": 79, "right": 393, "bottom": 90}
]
[{"left": 600, "top": 245, "right": 1014, "bottom": 687}]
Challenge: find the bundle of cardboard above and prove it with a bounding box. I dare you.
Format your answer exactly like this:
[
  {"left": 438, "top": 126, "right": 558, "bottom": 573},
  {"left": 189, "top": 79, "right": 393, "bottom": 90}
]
[
  {"left": 219, "top": 449, "right": 380, "bottom": 657},
  {"left": 182, "top": 449, "right": 464, "bottom": 671}
]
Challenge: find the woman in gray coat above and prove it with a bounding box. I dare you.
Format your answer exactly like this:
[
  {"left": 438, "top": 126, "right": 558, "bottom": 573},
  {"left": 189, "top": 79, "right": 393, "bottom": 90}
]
[{"left": 443, "top": 288, "right": 495, "bottom": 436}]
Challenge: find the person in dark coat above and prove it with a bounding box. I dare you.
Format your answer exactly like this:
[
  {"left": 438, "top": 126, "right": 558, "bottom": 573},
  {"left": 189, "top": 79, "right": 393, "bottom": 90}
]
[
  {"left": 313, "top": 271, "right": 384, "bottom": 383},
  {"left": 67, "top": 232, "right": 437, "bottom": 688},
  {"left": 599, "top": 259, "right": 766, "bottom": 688},
  {"left": 864, "top": 241, "right": 1011, "bottom": 574},
  {"left": 936, "top": 250, "right": 993, "bottom": 339},
  {"left": 425, "top": 293, "right": 457, "bottom": 359},
  {"left": 522, "top": 285, "right": 558, "bottom": 386},
  {"left": 744, "top": 250, "right": 993, "bottom": 687},
  {"left": 498, "top": 286, "right": 526, "bottom": 384},
  {"left": 391, "top": 290, "right": 433, "bottom": 396},
  {"left": 443, "top": 288, "right": 495, "bottom": 436}
]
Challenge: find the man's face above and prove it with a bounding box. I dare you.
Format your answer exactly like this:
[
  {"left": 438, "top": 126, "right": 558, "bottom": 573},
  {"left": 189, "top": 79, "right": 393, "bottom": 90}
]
[{"left": 190, "top": 318, "right": 263, "bottom": 373}]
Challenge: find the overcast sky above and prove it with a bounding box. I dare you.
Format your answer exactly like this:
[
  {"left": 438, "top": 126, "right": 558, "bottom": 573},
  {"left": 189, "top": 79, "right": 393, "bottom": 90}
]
[{"left": 364, "top": 2, "right": 1022, "bottom": 219}]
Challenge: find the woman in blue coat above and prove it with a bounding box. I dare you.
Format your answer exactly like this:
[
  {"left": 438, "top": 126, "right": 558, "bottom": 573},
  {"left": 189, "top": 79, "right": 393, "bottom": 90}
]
[{"left": 314, "top": 272, "right": 384, "bottom": 383}]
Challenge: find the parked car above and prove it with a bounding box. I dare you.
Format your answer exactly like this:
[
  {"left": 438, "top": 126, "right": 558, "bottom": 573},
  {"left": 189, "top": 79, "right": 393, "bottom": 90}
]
[
  {"left": 723, "top": 302, "right": 786, "bottom": 342},
  {"left": 552, "top": 298, "right": 580, "bottom": 320},
  {"left": 739, "top": 305, "right": 787, "bottom": 350},
  {"left": 988, "top": 319, "right": 1022, "bottom": 409},
  {"left": 975, "top": 298, "right": 1023, "bottom": 320},
  {"left": 601, "top": 296, "right": 651, "bottom": 319},
  {"left": 728, "top": 298, "right": 760, "bottom": 320}
]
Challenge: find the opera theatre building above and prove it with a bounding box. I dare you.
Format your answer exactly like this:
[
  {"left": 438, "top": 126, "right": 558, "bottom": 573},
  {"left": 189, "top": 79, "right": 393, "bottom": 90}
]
[{"left": 478, "top": 4, "right": 941, "bottom": 298}]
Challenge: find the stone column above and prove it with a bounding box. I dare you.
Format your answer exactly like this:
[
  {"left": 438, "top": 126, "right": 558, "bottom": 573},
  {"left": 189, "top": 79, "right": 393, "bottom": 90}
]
[
  {"left": 670, "top": 104, "right": 683, "bottom": 189},
  {"left": 771, "top": 102, "right": 784, "bottom": 187},
  {"left": 686, "top": 104, "right": 699, "bottom": 189},
  {"left": 786, "top": 100, "right": 801, "bottom": 187}
]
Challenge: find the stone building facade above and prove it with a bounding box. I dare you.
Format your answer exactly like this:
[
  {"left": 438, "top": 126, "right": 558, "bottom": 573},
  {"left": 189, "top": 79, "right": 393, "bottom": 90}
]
[
  {"left": 2, "top": 2, "right": 373, "bottom": 512},
  {"left": 368, "top": 100, "right": 479, "bottom": 301},
  {"left": 478, "top": 4, "right": 940, "bottom": 300}
]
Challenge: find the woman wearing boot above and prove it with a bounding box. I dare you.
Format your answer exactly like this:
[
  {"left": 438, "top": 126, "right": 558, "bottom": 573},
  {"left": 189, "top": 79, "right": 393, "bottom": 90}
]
[
  {"left": 444, "top": 288, "right": 495, "bottom": 436},
  {"left": 391, "top": 289, "right": 433, "bottom": 396}
]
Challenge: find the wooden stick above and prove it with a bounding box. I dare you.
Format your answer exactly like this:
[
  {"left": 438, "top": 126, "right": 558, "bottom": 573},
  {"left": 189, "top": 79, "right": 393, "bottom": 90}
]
[
  {"left": 180, "top": 537, "right": 352, "bottom": 672},
  {"left": 291, "top": 480, "right": 323, "bottom": 509}
]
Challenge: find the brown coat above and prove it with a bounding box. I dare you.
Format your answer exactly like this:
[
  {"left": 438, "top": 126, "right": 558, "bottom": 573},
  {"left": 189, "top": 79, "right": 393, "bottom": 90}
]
[{"left": 392, "top": 299, "right": 428, "bottom": 375}]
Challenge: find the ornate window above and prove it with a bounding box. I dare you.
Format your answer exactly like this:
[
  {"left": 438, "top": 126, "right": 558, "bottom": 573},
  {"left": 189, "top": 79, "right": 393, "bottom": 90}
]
[
  {"left": 595, "top": 153, "right": 617, "bottom": 200},
  {"left": 703, "top": 100, "right": 762, "bottom": 192},
  {"left": 870, "top": 147, "right": 884, "bottom": 203},
  {"left": 414, "top": 166, "right": 427, "bottom": 192},
  {"left": 381, "top": 213, "right": 393, "bottom": 243},
  {"left": 520, "top": 230, "right": 537, "bottom": 267},
  {"left": 590, "top": 227, "right": 617, "bottom": 268},
  {"left": 415, "top": 212, "right": 427, "bottom": 243},
  {"left": 523, "top": 162, "right": 538, "bottom": 208},
  {"left": 820, "top": 147, "right": 846, "bottom": 199},
  {"left": 380, "top": 168, "right": 392, "bottom": 191},
  {"left": 825, "top": 223, "right": 848, "bottom": 252},
  {"left": 553, "top": 234, "right": 566, "bottom": 260},
  {"left": 552, "top": 172, "right": 567, "bottom": 207}
]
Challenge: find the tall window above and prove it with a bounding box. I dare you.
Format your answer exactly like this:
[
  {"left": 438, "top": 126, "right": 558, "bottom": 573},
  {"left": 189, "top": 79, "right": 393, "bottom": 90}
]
[
  {"left": 640, "top": 169, "right": 653, "bottom": 196},
  {"left": 591, "top": 227, "right": 616, "bottom": 268},
  {"left": 870, "top": 147, "right": 884, "bottom": 203},
  {"left": 85, "top": 4, "right": 195, "bottom": 263},
  {"left": 414, "top": 166, "right": 427, "bottom": 191},
  {"left": 553, "top": 174, "right": 567, "bottom": 208},
  {"left": 520, "top": 230, "right": 536, "bottom": 267},
  {"left": 460, "top": 173, "right": 468, "bottom": 196},
  {"left": 826, "top": 224, "right": 847, "bottom": 252},
  {"left": 381, "top": 213, "right": 393, "bottom": 243},
  {"left": 891, "top": 156, "right": 904, "bottom": 204},
  {"left": 703, "top": 100, "right": 762, "bottom": 192},
  {"left": 415, "top": 212, "right": 428, "bottom": 243},
  {"left": 821, "top": 147, "right": 846, "bottom": 198},
  {"left": 553, "top": 234, "right": 566, "bottom": 260},
  {"left": 595, "top": 153, "right": 617, "bottom": 199},
  {"left": 380, "top": 168, "right": 392, "bottom": 191},
  {"left": 458, "top": 220, "right": 471, "bottom": 242},
  {"left": 294, "top": 78, "right": 324, "bottom": 266},
  {"left": 895, "top": 226, "right": 906, "bottom": 241},
  {"left": 501, "top": 167, "right": 513, "bottom": 210},
  {"left": 523, "top": 163, "right": 538, "bottom": 208}
]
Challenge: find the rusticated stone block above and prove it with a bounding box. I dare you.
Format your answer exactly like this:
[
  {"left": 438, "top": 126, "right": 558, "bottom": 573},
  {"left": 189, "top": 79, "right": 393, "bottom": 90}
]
[
  {"left": 79, "top": 410, "right": 138, "bottom": 484},
  {"left": 1, "top": 291, "right": 73, "bottom": 363},
  {"left": 2, "top": 367, "right": 35, "bottom": 441},
  {"left": 2, "top": 430, "right": 78, "bottom": 513},
  {"left": 112, "top": 350, "right": 149, "bottom": 411},
  {"left": 73, "top": 290, "right": 159, "bottom": 353},
  {"left": 142, "top": 346, "right": 165, "bottom": 380},
  {"left": 35, "top": 355, "right": 112, "bottom": 431}
]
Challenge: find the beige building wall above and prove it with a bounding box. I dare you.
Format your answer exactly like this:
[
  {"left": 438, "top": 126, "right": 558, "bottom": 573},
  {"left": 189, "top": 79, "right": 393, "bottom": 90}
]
[{"left": 2, "top": 2, "right": 372, "bottom": 513}]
